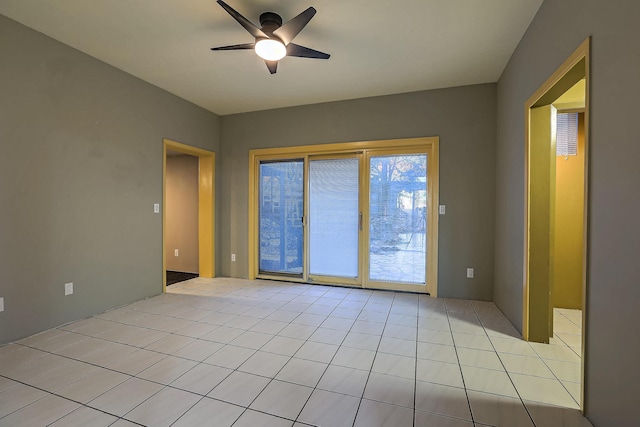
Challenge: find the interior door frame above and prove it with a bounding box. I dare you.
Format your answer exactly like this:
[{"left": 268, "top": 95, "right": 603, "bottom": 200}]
[
  {"left": 163, "top": 139, "right": 215, "bottom": 292},
  {"left": 527, "top": 104, "right": 558, "bottom": 343},
  {"left": 523, "top": 38, "right": 589, "bottom": 409}
]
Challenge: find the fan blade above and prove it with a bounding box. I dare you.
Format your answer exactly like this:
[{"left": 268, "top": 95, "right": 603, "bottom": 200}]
[
  {"left": 217, "top": 0, "right": 267, "bottom": 39},
  {"left": 286, "top": 43, "right": 330, "bottom": 59},
  {"left": 211, "top": 43, "right": 255, "bottom": 51},
  {"left": 273, "top": 7, "right": 316, "bottom": 45},
  {"left": 265, "top": 60, "right": 278, "bottom": 74}
]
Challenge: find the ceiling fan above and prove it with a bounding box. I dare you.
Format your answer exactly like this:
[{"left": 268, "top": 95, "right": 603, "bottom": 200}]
[{"left": 211, "top": 0, "right": 330, "bottom": 74}]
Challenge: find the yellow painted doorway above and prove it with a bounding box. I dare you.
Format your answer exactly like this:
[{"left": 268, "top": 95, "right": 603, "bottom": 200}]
[
  {"left": 523, "top": 38, "right": 589, "bottom": 410},
  {"left": 163, "top": 139, "right": 215, "bottom": 292}
]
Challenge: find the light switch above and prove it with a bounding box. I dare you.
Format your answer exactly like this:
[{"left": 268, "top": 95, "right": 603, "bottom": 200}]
[
  {"left": 65, "top": 282, "right": 74, "bottom": 295},
  {"left": 466, "top": 268, "right": 474, "bottom": 279},
  {"left": 439, "top": 205, "right": 446, "bottom": 215},
  {"left": 153, "top": 203, "right": 160, "bottom": 213},
  {"left": 0, "top": 297, "right": 4, "bottom": 312}
]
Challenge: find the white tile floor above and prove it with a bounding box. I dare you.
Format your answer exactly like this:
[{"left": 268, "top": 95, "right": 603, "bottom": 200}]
[{"left": 0, "top": 278, "right": 593, "bottom": 426}]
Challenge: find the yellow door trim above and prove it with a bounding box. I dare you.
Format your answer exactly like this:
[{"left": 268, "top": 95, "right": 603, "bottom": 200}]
[
  {"left": 527, "top": 105, "right": 557, "bottom": 343},
  {"left": 163, "top": 139, "right": 216, "bottom": 292},
  {"left": 523, "top": 37, "right": 589, "bottom": 411},
  {"left": 523, "top": 37, "right": 589, "bottom": 339}
]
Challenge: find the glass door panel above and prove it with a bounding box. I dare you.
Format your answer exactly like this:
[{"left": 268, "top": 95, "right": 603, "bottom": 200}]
[
  {"left": 259, "top": 160, "right": 304, "bottom": 276},
  {"left": 309, "top": 157, "right": 360, "bottom": 279},
  {"left": 369, "top": 154, "right": 427, "bottom": 285}
]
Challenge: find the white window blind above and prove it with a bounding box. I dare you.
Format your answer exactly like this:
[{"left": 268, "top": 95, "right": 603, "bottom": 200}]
[
  {"left": 556, "top": 112, "right": 578, "bottom": 156},
  {"left": 309, "top": 158, "right": 360, "bottom": 278}
]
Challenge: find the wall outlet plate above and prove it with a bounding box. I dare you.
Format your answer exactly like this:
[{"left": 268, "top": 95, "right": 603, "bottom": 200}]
[
  {"left": 154, "top": 203, "right": 160, "bottom": 213},
  {"left": 439, "top": 205, "right": 446, "bottom": 215},
  {"left": 231, "top": 253, "right": 236, "bottom": 262},
  {"left": 174, "top": 249, "right": 179, "bottom": 257},
  {"left": 0, "top": 297, "right": 4, "bottom": 312},
  {"left": 466, "top": 268, "right": 474, "bottom": 279},
  {"left": 64, "top": 282, "right": 74, "bottom": 295}
]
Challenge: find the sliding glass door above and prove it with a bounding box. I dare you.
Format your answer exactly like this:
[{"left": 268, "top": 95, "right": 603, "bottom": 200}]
[
  {"left": 258, "top": 160, "right": 304, "bottom": 276},
  {"left": 368, "top": 154, "right": 427, "bottom": 287},
  {"left": 251, "top": 138, "right": 439, "bottom": 295},
  {"left": 309, "top": 156, "right": 360, "bottom": 283}
]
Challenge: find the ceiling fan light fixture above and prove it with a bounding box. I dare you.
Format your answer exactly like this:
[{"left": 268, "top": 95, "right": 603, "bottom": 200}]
[
  {"left": 211, "top": 1, "right": 330, "bottom": 73},
  {"left": 255, "top": 39, "right": 286, "bottom": 61}
]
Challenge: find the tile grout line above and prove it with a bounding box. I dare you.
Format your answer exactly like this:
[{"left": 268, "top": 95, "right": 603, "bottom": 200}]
[
  {"left": 166, "top": 281, "right": 319, "bottom": 426},
  {"left": 217, "top": 284, "right": 470, "bottom": 425},
  {"left": 349, "top": 291, "right": 394, "bottom": 427},
  {"left": 552, "top": 309, "right": 583, "bottom": 359},
  {"left": 468, "top": 300, "right": 537, "bottom": 427},
  {"left": 442, "top": 299, "right": 477, "bottom": 426},
  {"left": 290, "top": 287, "right": 377, "bottom": 426},
  {"left": 253, "top": 288, "right": 338, "bottom": 425},
  {"left": 533, "top": 308, "right": 583, "bottom": 407},
  {"left": 194, "top": 283, "right": 362, "bottom": 425},
  {"left": 194, "top": 284, "right": 332, "bottom": 425},
  {"left": 0, "top": 371, "right": 147, "bottom": 426},
  {"left": 172, "top": 281, "right": 324, "bottom": 426}
]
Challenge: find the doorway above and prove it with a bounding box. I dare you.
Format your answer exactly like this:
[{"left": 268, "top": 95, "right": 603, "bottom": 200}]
[
  {"left": 165, "top": 153, "right": 199, "bottom": 285},
  {"left": 524, "top": 39, "right": 589, "bottom": 408},
  {"left": 162, "top": 139, "right": 215, "bottom": 292}
]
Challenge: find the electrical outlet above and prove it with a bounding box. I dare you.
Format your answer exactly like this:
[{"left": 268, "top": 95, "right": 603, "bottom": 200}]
[
  {"left": 231, "top": 253, "right": 236, "bottom": 262},
  {"left": 0, "top": 297, "right": 4, "bottom": 312},
  {"left": 174, "top": 249, "right": 179, "bottom": 257},
  {"left": 466, "top": 268, "right": 474, "bottom": 279},
  {"left": 153, "top": 203, "right": 160, "bottom": 213},
  {"left": 65, "top": 282, "right": 74, "bottom": 295},
  {"left": 439, "top": 205, "right": 446, "bottom": 215}
]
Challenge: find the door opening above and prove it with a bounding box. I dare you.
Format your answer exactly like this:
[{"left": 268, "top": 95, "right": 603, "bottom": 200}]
[
  {"left": 524, "top": 38, "right": 589, "bottom": 410},
  {"left": 163, "top": 139, "right": 215, "bottom": 292},
  {"left": 166, "top": 153, "right": 199, "bottom": 284}
]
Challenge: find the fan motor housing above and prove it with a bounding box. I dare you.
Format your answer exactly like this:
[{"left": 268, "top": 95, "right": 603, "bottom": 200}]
[{"left": 259, "top": 12, "right": 282, "bottom": 34}]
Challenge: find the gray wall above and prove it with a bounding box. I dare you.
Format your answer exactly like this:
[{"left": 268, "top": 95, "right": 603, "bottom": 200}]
[
  {"left": 165, "top": 155, "right": 199, "bottom": 273},
  {"left": 494, "top": 0, "right": 640, "bottom": 425},
  {"left": 219, "top": 84, "right": 497, "bottom": 301},
  {"left": 0, "top": 16, "right": 220, "bottom": 344}
]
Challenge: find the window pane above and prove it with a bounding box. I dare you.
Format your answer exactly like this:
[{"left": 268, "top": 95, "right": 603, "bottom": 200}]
[
  {"left": 369, "top": 154, "right": 427, "bottom": 284},
  {"left": 557, "top": 112, "right": 578, "bottom": 156},
  {"left": 309, "top": 158, "right": 359, "bottom": 278},
  {"left": 259, "top": 160, "right": 304, "bottom": 275}
]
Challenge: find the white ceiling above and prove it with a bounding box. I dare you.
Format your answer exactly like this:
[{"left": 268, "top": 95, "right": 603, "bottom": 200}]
[{"left": 0, "top": 0, "right": 543, "bottom": 116}]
